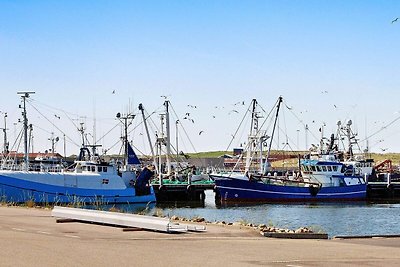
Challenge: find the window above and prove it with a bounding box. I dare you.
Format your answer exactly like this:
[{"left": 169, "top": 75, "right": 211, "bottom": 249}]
[
  {"left": 103, "top": 167, "right": 107, "bottom": 172},
  {"left": 327, "top": 166, "right": 332, "bottom": 172},
  {"left": 311, "top": 166, "right": 316, "bottom": 171},
  {"left": 332, "top": 166, "right": 338, "bottom": 171},
  {"left": 316, "top": 166, "right": 322, "bottom": 172},
  {"left": 322, "top": 166, "right": 327, "bottom": 172},
  {"left": 91, "top": 166, "right": 95, "bottom": 172},
  {"left": 98, "top": 167, "right": 102, "bottom": 172}
]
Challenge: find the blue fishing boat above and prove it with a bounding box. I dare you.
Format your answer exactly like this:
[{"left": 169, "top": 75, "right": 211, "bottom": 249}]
[
  {"left": 212, "top": 98, "right": 368, "bottom": 203},
  {"left": 0, "top": 92, "right": 156, "bottom": 204},
  {"left": 212, "top": 159, "right": 366, "bottom": 203}
]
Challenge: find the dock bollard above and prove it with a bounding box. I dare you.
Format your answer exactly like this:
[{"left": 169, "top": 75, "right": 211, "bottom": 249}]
[{"left": 387, "top": 173, "right": 391, "bottom": 188}]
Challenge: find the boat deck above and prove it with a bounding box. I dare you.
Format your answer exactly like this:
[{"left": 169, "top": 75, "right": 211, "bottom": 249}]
[{"left": 151, "top": 179, "right": 215, "bottom": 202}]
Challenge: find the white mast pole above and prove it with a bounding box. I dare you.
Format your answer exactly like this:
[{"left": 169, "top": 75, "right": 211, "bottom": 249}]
[
  {"left": 164, "top": 101, "right": 171, "bottom": 175},
  {"left": 17, "top": 91, "right": 35, "bottom": 171}
]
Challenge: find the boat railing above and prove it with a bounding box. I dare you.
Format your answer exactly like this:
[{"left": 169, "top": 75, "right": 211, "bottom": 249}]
[
  {"left": 252, "top": 173, "right": 321, "bottom": 187},
  {"left": 29, "top": 163, "right": 64, "bottom": 173},
  {"left": 0, "top": 162, "right": 65, "bottom": 173}
]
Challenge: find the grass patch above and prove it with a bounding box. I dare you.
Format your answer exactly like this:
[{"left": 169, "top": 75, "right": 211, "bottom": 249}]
[{"left": 25, "top": 199, "right": 35, "bottom": 208}]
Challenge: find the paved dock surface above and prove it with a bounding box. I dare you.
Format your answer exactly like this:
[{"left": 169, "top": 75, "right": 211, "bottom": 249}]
[{"left": 1, "top": 206, "right": 400, "bottom": 267}]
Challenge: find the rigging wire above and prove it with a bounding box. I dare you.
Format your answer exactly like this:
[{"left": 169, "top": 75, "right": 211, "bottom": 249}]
[
  {"left": 31, "top": 98, "right": 124, "bottom": 154},
  {"left": 1, "top": 126, "right": 24, "bottom": 169},
  {"left": 169, "top": 102, "right": 198, "bottom": 154},
  {"left": 95, "top": 122, "right": 120, "bottom": 145},
  {"left": 359, "top": 114, "right": 400, "bottom": 144},
  {"left": 217, "top": 101, "right": 253, "bottom": 169},
  {"left": 283, "top": 101, "right": 319, "bottom": 143},
  {"left": 26, "top": 99, "right": 80, "bottom": 148},
  {"left": 103, "top": 107, "right": 159, "bottom": 156}
]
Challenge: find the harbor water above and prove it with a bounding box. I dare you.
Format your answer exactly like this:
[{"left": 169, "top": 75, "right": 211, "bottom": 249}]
[
  {"left": 150, "top": 190, "right": 400, "bottom": 237},
  {"left": 100, "top": 190, "right": 400, "bottom": 237}
]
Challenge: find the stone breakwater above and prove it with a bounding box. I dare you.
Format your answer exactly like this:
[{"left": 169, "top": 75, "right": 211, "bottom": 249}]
[
  {"left": 169, "top": 215, "right": 317, "bottom": 235},
  {"left": 260, "top": 226, "right": 314, "bottom": 234}
]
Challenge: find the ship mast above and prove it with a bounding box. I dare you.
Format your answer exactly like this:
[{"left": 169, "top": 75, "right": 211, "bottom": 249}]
[
  {"left": 245, "top": 99, "right": 257, "bottom": 174},
  {"left": 17, "top": 91, "right": 35, "bottom": 171},
  {"left": 138, "top": 103, "right": 158, "bottom": 172},
  {"left": 164, "top": 100, "right": 172, "bottom": 175},
  {"left": 0, "top": 112, "right": 9, "bottom": 154},
  {"left": 116, "top": 112, "right": 135, "bottom": 166},
  {"left": 263, "top": 96, "right": 283, "bottom": 174}
]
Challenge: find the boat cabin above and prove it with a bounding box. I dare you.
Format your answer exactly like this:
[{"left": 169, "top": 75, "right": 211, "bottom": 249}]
[
  {"left": 74, "top": 161, "right": 114, "bottom": 175},
  {"left": 300, "top": 160, "right": 343, "bottom": 175}
]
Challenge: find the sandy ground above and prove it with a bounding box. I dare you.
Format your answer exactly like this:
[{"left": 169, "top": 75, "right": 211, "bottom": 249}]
[{"left": 1, "top": 206, "right": 400, "bottom": 267}]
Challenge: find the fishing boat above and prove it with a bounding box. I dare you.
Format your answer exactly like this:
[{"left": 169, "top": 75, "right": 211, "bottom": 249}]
[
  {"left": 0, "top": 92, "right": 156, "bottom": 204},
  {"left": 139, "top": 100, "right": 210, "bottom": 184},
  {"left": 211, "top": 98, "right": 368, "bottom": 203}
]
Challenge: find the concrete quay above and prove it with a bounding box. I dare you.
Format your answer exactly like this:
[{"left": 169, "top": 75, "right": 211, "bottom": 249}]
[{"left": 1, "top": 206, "right": 400, "bottom": 267}]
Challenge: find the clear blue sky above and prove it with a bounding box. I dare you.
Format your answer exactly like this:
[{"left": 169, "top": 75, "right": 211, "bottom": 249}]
[{"left": 1, "top": 1, "right": 400, "bottom": 156}]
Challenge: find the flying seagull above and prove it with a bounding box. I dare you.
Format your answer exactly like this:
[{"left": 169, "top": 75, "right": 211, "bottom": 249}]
[
  {"left": 392, "top": 17, "right": 399, "bottom": 23},
  {"left": 229, "top": 110, "right": 239, "bottom": 115},
  {"left": 199, "top": 130, "right": 204, "bottom": 135},
  {"left": 54, "top": 114, "right": 60, "bottom": 119},
  {"left": 233, "top": 101, "right": 245, "bottom": 106},
  {"left": 112, "top": 90, "right": 115, "bottom": 94}
]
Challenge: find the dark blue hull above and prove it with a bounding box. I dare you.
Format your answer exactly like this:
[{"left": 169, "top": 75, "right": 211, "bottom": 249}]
[
  {"left": 213, "top": 177, "right": 366, "bottom": 203},
  {"left": 0, "top": 174, "right": 156, "bottom": 204}
]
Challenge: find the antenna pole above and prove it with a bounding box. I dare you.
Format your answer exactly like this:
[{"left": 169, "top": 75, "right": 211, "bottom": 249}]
[
  {"left": 63, "top": 134, "right": 66, "bottom": 158},
  {"left": 176, "top": 120, "right": 179, "bottom": 159},
  {"left": 305, "top": 124, "right": 309, "bottom": 151},
  {"left": 17, "top": 91, "right": 35, "bottom": 171},
  {"left": 1, "top": 112, "right": 8, "bottom": 154},
  {"left": 116, "top": 112, "right": 134, "bottom": 166}
]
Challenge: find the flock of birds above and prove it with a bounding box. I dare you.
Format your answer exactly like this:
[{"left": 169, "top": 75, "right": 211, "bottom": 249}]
[
  {"left": 107, "top": 90, "right": 247, "bottom": 136},
  {"left": 182, "top": 101, "right": 245, "bottom": 135},
  {"left": 106, "top": 88, "right": 398, "bottom": 148},
  {"left": 105, "top": 14, "right": 399, "bottom": 146}
]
